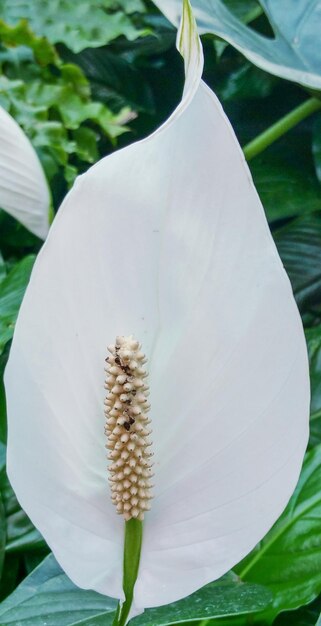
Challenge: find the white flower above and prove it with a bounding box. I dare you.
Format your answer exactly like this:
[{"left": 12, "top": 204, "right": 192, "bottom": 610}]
[
  {"left": 0, "top": 105, "right": 50, "bottom": 239},
  {"left": 5, "top": 0, "right": 309, "bottom": 618}
]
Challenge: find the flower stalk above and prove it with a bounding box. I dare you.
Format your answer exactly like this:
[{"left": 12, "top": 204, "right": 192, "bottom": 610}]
[
  {"left": 112, "top": 518, "right": 143, "bottom": 626},
  {"left": 243, "top": 96, "right": 321, "bottom": 161}
]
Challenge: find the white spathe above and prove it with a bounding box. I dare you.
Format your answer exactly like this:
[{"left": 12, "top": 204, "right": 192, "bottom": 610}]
[
  {"left": 0, "top": 105, "right": 50, "bottom": 239},
  {"left": 5, "top": 0, "right": 309, "bottom": 615}
]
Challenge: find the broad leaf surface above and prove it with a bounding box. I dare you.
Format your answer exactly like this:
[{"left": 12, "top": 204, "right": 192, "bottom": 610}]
[
  {"left": 236, "top": 445, "right": 321, "bottom": 617},
  {"left": 251, "top": 160, "right": 321, "bottom": 223},
  {"left": 275, "top": 594, "right": 321, "bottom": 626},
  {"left": 0, "top": 256, "right": 35, "bottom": 354},
  {"left": 0, "top": 0, "right": 147, "bottom": 52},
  {"left": 0, "top": 441, "right": 6, "bottom": 580},
  {"left": 0, "top": 467, "right": 46, "bottom": 553},
  {"left": 0, "top": 554, "right": 273, "bottom": 626},
  {"left": 154, "top": 0, "right": 321, "bottom": 89},
  {"left": 306, "top": 326, "right": 321, "bottom": 448},
  {"left": 274, "top": 214, "right": 321, "bottom": 312},
  {"left": 312, "top": 116, "right": 321, "bottom": 185}
]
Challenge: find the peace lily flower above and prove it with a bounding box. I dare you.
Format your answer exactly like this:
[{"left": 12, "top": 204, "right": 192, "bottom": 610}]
[
  {"left": 0, "top": 104, "right": 49, "bottom": 239},
  {"left": 5, "top": 0, "right": 309, "bottom": 621}
]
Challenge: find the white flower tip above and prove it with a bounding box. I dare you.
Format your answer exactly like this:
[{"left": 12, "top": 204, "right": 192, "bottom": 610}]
[
  {"left": 177, "top": 0, "right": 204, "bottom": 85},
  {"left": 105, "top": 336, "right": 153, "bottom": 521}
]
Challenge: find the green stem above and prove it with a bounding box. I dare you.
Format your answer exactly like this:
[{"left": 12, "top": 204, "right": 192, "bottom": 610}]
[
  {"left": 48, "top": 203, "right": 55, "bottom": 225},
  {"left": 243, "top": 97, "right": 321, "bottom": 161},
  {"left": 112, "top": 519, "right": 143, "bottom": 626}
]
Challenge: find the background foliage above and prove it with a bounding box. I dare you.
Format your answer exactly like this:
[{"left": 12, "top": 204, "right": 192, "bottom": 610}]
[{"left": 0, "top": 0, "right": 320, "bottom": 624}]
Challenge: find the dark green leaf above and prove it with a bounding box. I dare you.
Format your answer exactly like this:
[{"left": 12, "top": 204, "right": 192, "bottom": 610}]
[
  {"left": 275, "top": 594, "right": 321, "bottom": 626},
  {"left": 0, "top": 554, "right": 117, "bottom": 626},
  {"left": 312, "top": 116, "right": 321, "bottom": 185},
  {"left": 0, "top": 255, "right": 35, "bottom": 354},
  {"left": 306, "top": 326, "right": 321, "bottom": 448},
  {"left": 64, "top": 47, "right": 155, "bottom": 113},
  {"left": 133, "top": 573, "right": 273, "bottom": 625},
  {"left": 0, "top": 350, "right": 8, "bottom": 444},
  {"left": 0, "top": 458, "right": 6, "bottom": 580},
  {"left": 236, "top": 445, "right": 321, "bottom": 619},
  {"left": 0, "top": 554, "right": 20, "bottom": 602},
  {"left": 0, "top": 555, "right": 273, "bottom": 626},
  {"left": 251, "top": 161, "right": 321, "bottom": 223},
  {"left": 274, "top": 214, "right": 321, "bottom": 312},
  {"left": 0, "top": 470, "right": 47, "bottom": 554},
  {"left": 218, "top": 62, "right": 277, "bottom": 102}
]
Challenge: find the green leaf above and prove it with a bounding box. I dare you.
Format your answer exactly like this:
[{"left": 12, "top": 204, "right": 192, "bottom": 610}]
[
  {"left": 72, "top": 127, "right": 99, "bottom": 163},
  {"left": 64, "top": 47, "right": 155, "bottom": 113},
  {"left": 0, "top": 468, "right": 47, "bottom": 554},
  {"left": 157, "top": 0, "right": 321, "bottom": 89},
  {"left": 312, "top": 116, "right": 321, "bottom": 185},
  {"left": 0, "top": 18, "right": 57, "bottom": 65},
  {"left": 274, "top": 594, "right": 321, "bottom": 626},
  {"left": 251, "top": 160, "right": 321, "bottom": 223},
  {"left": 218, "top": 62, "right": 277, "bottom": 103},
  {"left": 0, "top": 252, "right": 6, "bottom": 285},
  {"left": 0, "top": 554, "right": 274, "bottom": 626},
  {"left": 0, "top": 0, "right": 148, "bottom": 53},
  {"left": 0, "top": 460, "right": 6, "bottom": 581},
  {"left": 0, "top": 554, "right": 117, "bottom": 626},
  {"left": 0, "top": 353, "right": 7, "bottom": 444},
  {"left": 0, "top": 554, "right": 20, "bottom": 602},
  {"left": 273, "top": 214, "right": 321, "bottom": 312},
  {"left": 236, "top": 445, "right": 321, "bottom": 620},
  {"left": 133, "top": 574, "right": 273, "bottom": 625},
  {"left": 306, "top": 326, "right": 321, "bottom": 448},
  {"left": 0, "top": 255, "right": 35, "bottom": 354}
]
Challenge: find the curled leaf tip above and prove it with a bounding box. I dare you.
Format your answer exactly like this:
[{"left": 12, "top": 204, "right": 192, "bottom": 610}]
[{"left": 105, "top": 336, "right": 154, "bottom": 521}]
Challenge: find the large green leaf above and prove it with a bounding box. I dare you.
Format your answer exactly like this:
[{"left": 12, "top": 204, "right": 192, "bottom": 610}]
[
  {"left": 235, "top": 445, "right": 321, "bottom": 620},
  {"left": 0, "top": 554, "right": 117, "bottom": 626},
  {"left": 133, "top": 574, "right": 273, "bottom": 626},
  {"left": 0, "top": 465, "right": 47, "bottom": 554},
  {"left": 0, "top": 255, "right": 35, "bottom": 354},
  {"left": 251, "top": 160, "right": 321, "bottom": 223},
  {"left": 312, "top": 116, "right": 321, "bottom": 185},
  {"left": 0, "top": 442, "right": 6, "bottom": 581},
  {"left": 273, "top": 214, "right": 321, "bottom": 312},
  {"left": 306, "top": 326, "right": 321, "bottom": 448},
  {"left": 275, "top": 595, "right": 321, "bottom": 626},
  {"left": 0, "top": 554, "right": 273, "bottom": 626},
  {"left": 0, "top": 0, "right": 147, "bottom": 53},
  {"left": 154, "top": 0, "right": 321, "bottom": 89}
]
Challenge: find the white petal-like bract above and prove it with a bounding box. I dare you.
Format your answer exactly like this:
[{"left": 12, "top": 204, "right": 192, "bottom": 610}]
[
  {"left": 0, "top": 106, "right": 50, "bottom": 239},
  {"left": 5, "top": 0, "right": 309, "bottom": 614}
]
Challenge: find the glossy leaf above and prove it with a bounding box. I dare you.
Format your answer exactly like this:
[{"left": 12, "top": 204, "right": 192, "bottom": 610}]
[
  {"left": 236, "top": 445, "right": 321, "bottom": 617},
  {"left": 153, "top": 0, "right": 321, "bottom": 89},
  {"left": 251, "top": 159, "right": 321, "bottom": 223},
  {"left": 0, "top": 554, "right": 274, "bottom": 626},
  {"left": 275, "top": 595, "right": 321, "bottom": 626},
  {"left": 312, "top": 115, "right": 321, "bottom": 184},
  {"left": 0, "top": 554, "right": 117, "bottom": 626},
  {"left": 0, "top": 444, "right": 6, "bottom": 581},
  {"left": 306, "top": 326, "right": 321, "bottom": 448},
  {"left": 0, "top": 256, "right": 35, "bottom": 355},
  {"left": 274, "top": 214, "right": 321, "bottom": 312}
]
